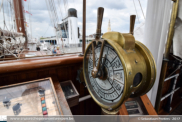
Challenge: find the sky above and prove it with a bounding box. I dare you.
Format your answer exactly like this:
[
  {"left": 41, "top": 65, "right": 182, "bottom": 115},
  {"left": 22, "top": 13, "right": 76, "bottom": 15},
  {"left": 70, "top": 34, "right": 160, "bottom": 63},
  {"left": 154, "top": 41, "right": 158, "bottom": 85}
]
[{"left": 0, "top": 0, "right": 148, "bottom": 39}]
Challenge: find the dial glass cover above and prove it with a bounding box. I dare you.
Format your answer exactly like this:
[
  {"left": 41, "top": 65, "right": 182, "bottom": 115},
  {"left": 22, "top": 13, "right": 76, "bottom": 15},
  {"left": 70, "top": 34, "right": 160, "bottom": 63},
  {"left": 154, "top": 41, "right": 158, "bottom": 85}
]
[{"left": 84, "top": 41, "right": 125, "bottom": 106}]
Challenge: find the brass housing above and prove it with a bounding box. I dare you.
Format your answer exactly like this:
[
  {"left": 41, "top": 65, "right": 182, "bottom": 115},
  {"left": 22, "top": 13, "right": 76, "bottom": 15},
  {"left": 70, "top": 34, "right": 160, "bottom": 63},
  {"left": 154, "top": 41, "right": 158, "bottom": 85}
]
[{"left": 83, "top": 31, "right": 156, "bottom": 114}]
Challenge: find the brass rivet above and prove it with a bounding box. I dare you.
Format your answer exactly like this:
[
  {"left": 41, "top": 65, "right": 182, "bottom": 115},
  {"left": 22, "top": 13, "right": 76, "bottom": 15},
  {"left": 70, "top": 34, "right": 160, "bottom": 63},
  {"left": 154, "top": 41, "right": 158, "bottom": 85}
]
[
  {"left": 135, "top": 60, "right": 138, "bottom": 63},
  {"left": 129, "top": 72, "right": 132, "bottom": 75},
  {"left": 108, "top": 107, "right": 112, "bottom": 111}
]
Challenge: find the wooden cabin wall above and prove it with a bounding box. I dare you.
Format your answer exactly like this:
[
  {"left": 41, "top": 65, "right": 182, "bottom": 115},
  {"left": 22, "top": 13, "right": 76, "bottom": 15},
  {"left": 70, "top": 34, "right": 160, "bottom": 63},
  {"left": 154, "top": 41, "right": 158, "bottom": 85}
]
[
  {"left": 159, "top": 55, "right": 182, "bottom": 115},
  {"left": 0, "top": 56, "right": 101, "bottom": 115}
]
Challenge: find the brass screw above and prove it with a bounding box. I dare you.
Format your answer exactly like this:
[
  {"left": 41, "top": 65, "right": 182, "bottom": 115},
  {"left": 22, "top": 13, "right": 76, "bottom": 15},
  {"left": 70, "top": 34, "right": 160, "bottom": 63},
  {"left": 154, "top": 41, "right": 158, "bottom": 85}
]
[
  {"left": 108, "top": 107, "right": 112, "bottom": 111},
  {"left": 129, "top": 72, "right": 132, "bottom": 75},
  {"left": 135, "top": 60, "right": 138, "bottom": 63}
]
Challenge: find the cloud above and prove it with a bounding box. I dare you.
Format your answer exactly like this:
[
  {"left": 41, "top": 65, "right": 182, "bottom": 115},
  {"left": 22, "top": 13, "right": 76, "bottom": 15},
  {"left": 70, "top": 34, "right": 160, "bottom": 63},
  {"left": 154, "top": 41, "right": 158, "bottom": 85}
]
[{"left": 0, "top": 0, "right": 148, "bottom": 39}]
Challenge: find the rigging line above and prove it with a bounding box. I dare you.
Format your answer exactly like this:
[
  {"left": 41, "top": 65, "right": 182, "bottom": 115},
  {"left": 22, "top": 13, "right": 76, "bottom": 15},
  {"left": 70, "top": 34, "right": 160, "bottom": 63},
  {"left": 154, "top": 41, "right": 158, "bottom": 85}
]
[
  {"left": 49, "top": 0, "right": 56, "bottom": 25},
  {"left": 47, "top": 0, "right": 56, "bottom": 28},
  {"left": 8, "top": 1, "right": 11, "bottom": 31},
  {"left": 45, "top": 0, "right": 54, "bottom": 27},
  {"left": 28, "top": 0, "right": 32, "bottom": 39},
  {"left": 2, "top": 0, "right": 10, "bottom": 32},
  {"left": 52, "top": 0, "right": 59, "bottom": 24},
  {"left": 6, "top": 0, "right": 13, "bottom": 36},
  {"left": 134, "top": 22, "right": 145, "bottom": 32},
  {"left": 60, "top": 0, "right": 69, "bottom": 37},
  {"left": 51, "top": 0, "right": 58, "bottom": 25},
  {"left": 2, "top": 0, "right": 5, "bottom": 30},
  {"left": 62, "top": 0, "right": 66, "bottom": 10},
  {"left": 65, "top": 0, "right": 69, "bottom": 9},
  {"left": 8, "top": 0, "right": 14, "bottom": 37},
  {"left": 11, "top": 0, "right": 16, "bottom": 33},
  {"left": 9, "top": 0, "right": 13, "bottom": 31},
  {"left": 53, "top": 1, "right": 60, "bottom": 46},
  {"left": 49, "top": 0, "right": 57, "bottom": 27},
  {"left": 64, "top": 0, "right": 68, "bottom": 11},
  {"left": 43, "top": 24, "right": 50, "bottom": 37},
  {"left": 138, "top": 0, "right": 145, "bottom": 19},
  {"left": 62, "top": 0, "right": 68, "bottom": 15},
  {"left": 49, "top": 0, "right": 59, "bottom": 46},
  {"left": 46, "top": 0, "right": 59, "bottom": 47},
  {"left": 57, "top": 0, "right": 68, "bottom": 41},
  {"left": 57, "top": 0, "right": 68, "bottom": 52},
  {"left": 0, "top": 0, "right": 3, "bottom": 12},
  {"left": 9, "top": 0, "right": 15, "bottom": 38},
  {"left": 29, "top": 0, "right": 32, "bottom": 39},
  {"left": 70, "top": 20, "right": 78, "bottom": 52},
  {"left": 6, "top": 0, "right": 10, "bottom": 30},
  {"left": 132, "top": 0, "right": 140, "bottom": 23},
  {"left": 49, "top": 0, "right": 59, "bottom": 38},
  {"left": 28, "top": 0, "right": 31, "bottom": 39}
]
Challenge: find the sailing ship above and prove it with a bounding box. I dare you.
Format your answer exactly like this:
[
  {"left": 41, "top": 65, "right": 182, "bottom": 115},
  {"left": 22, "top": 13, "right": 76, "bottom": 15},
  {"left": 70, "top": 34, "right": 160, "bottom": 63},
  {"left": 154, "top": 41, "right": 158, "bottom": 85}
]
[{"left": 0, "top": 0, "right": 181, "bottom": 118}]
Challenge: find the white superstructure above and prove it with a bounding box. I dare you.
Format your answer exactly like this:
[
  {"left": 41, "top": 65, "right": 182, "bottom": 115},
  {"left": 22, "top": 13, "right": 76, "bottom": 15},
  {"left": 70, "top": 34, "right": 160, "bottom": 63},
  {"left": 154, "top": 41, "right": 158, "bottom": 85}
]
[{"left": 58, "top": 8, "right": 79, "bottom": 47}]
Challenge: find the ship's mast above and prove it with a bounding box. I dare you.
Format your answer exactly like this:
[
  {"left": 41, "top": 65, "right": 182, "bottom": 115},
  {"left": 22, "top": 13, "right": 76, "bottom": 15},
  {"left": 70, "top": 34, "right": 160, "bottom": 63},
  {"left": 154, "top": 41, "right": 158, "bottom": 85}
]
[
  {"left": 82, "top": 0, "right": 86, "bottom": 54},
  {"left": 13, "top": 0, "right": 28, "bottom": 48}
]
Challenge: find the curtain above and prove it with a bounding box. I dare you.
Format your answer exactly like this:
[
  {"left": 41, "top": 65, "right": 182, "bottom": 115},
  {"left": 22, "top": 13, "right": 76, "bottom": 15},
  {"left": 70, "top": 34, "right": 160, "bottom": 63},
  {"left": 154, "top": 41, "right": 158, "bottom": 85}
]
[{"left": 141, "top": 0, "right": 172, "bottom": 106}]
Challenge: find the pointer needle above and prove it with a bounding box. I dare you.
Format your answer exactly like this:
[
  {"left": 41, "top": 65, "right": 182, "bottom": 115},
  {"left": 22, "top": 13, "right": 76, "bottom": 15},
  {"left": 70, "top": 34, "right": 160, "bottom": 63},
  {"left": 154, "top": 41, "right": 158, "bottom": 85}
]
[{"left": 101, "top": 54, "right": 107, "bottom": 71}]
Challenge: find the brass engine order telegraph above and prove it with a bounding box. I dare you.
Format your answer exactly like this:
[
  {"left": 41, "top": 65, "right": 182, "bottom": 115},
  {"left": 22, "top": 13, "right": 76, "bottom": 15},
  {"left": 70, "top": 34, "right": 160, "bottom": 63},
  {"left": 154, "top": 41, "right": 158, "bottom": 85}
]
[{"left": 83, "top": 7, "right": 156, "bottom": 114}]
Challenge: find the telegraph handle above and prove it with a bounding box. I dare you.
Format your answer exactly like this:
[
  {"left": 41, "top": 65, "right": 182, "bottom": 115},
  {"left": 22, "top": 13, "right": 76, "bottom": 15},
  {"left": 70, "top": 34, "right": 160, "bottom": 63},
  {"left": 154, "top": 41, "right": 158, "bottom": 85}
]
[
  {"left": 95, "top": 7, "right": 104, "bottom": 39},
  {"left": 130, "top": 15, "right": 136, "bottom": 35}
]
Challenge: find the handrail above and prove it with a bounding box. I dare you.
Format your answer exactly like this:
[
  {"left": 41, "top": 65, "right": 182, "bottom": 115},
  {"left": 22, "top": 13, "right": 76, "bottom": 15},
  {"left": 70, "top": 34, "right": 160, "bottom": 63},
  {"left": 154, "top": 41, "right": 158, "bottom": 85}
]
[
  {"left": 0, "top": 55, "right": 83, "bottom": 74},
  {"left": 0, "top": 52, "right": 82, "bottom": 61}
]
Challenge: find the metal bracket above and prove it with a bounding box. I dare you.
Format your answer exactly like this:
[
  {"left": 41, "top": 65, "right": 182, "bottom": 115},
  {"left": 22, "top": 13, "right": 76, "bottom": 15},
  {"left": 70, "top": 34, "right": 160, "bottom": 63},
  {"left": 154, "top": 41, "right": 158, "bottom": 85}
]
[{"left": 163, "top": 58, "right": 169, "bottom": 62}]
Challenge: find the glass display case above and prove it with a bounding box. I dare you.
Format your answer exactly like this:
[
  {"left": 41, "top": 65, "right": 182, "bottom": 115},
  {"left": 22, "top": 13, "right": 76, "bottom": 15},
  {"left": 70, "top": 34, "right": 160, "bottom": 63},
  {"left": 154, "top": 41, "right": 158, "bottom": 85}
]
[{"left": 0, "top": 78, "right": 62, "bottom": 116}]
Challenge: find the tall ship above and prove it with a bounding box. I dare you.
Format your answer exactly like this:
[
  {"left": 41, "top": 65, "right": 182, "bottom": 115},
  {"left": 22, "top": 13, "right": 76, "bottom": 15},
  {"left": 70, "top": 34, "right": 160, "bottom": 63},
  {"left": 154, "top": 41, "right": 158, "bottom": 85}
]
[{"left": 0, "top": 0, "right": 182, "bottom": 121}]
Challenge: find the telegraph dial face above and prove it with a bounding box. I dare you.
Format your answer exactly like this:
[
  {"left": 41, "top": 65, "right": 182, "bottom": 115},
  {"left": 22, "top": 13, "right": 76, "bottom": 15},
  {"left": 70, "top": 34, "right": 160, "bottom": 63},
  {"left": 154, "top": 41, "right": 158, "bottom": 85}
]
[{"left": 84, "top": 41, "right": 125, "bottom": 107}]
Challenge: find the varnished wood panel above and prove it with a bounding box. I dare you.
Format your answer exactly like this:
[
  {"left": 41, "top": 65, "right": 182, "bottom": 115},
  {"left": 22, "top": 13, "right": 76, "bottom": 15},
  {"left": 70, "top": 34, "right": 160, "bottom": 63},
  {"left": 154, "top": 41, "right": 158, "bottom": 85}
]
[
  {"left": 0, "top": 56, "right": 98, "bottom": 115},
  {"left": 27, "top": 72, "right": 38, "bottom": 81},
  {"left": 0, "top": 55, "right": 83, "bottom": 74},
  {"left": 53, "top": 79, "right": 72, "bottom": 115},
  {"left": 17, "top": 73, "right": 27, "bottom": 83},
  {"left": 140, "top": 95, "right": 157, "bottom": 115},
  {"left": 57, "top": 67, "right": 69, "bottom": 82},
  {"left": 119, "top": 95, "right": 157, "bottom": 115},
  {"left": 119, "top": 101, "right": 128, "bottom": 115},
  {"left": 38, "top": 70, "right": 49, "bottom": 79}
]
